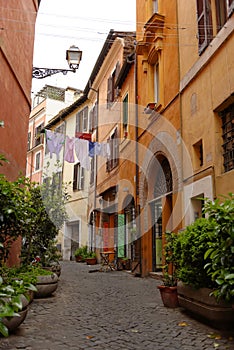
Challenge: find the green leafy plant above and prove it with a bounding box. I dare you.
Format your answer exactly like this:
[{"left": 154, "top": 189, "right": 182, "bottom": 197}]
[
  {"left": 86, "top": 251, "right": 96, "bottom": 259},
  {"left": 20, "top": 170, "right": 69, "bottom": 266},
  {"left": 173, "top": 218, "right": 217, "bottom": 289},
  {"left": 162, "top": 231, "right": 179, "bottom": 287},
  {"left": 0, "top": 175, "right": 32, "bottom": 264},
  {"left": 74, "top": 246, "right": 88, "bottom": 259},
  {"left": 0, "top": 276, "right": 22, "bottom": 337},
  {"left": 204, "top": 193, "right": 234, "bottom": 302}
]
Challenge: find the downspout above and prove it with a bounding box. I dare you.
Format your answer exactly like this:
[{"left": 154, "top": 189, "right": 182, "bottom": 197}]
[
  {"left": 176, "top": 0, "right": 184, "bottom": 227},
  {"left": 89, "top": 82, "right": 99, "bottom": 249},
  {"left": 134, "top": 42, "right": 142, "bottom": 276}
]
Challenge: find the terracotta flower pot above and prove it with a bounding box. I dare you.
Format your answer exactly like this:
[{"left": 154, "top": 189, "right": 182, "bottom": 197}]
[
  {"left": 157, "top": 285, "right": 179, "bottom": 308},
  {"left": 86, "top": 257, "right": 97, "bottom": 265}
]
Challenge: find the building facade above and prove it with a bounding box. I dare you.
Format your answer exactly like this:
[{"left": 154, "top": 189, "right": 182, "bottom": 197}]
[
  {"left": 0, "top": 0, "right": 40, "bottom": 180},
  {"left": 88, "top": 30, "right": 136, "bottom": 264},
  {"left": 0, "top": 0, "right": 40, "bottom": 266},
  {"left": 135, "top": 0, "right": 234, "bottom": 276}
]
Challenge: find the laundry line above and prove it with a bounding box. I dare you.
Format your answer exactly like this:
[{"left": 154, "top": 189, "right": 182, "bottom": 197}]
[{"left": 45, "top": 129, "right": 111, "bottom": 170}]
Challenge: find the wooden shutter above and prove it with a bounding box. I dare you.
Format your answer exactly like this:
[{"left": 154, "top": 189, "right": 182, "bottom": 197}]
[
  {"left": 79, "top": 167, "right": 85, "bottom": 190},
  {"left": 107, "top": 77, "right": 112, "bottom": 108},
  {"left": 73, "top": 164, "right": 78, "bottom": 190},
  {"left": 27, "top": 132, "right": 31, "bottom": 151},
  {"left": 83, "top": 107, "right": 88, "bottom": 132},
  {"left": 123, "top": 94, "right": 129, "bottom": 126}
]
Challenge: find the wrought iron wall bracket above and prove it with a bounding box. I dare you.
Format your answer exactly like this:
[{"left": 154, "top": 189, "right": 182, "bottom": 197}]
[{"left": 32, "top": 67, "right": 76, "bottom": 79}]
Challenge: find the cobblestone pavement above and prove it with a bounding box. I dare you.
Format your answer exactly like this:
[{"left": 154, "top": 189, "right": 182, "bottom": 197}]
[{"left": 1, "top": 261, "right": 234, "bottom": 350}]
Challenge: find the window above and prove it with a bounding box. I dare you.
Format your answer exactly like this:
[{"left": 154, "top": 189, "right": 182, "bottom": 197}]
[
  {"left": 106, "top": 128, "right": 119, "bottom": 171},
  {"left": 27, "top": 132, "right": 31, "bottom": 151},
  {"left": 196, "top": 0, "right": 213, "bottom": 54},
  {"left": 89, "top": 101, "right": 98, "bottom": 131},
  {"left": 123, "top": 94, "right": 129, "bottom": 136},
  {"left": 35, "top": 152, "right": 41, "bottom": 171},
  {"left": 107, "top": 62, "right": 120, "bottom": 109},
  {"left": 90, "top": 157, "right": 95, "bottom": 185},
  {"left": 154, "top": 63, "right": 159, "bottom": 103},
  {"left": 220, "top": 104, "right": 234, "bottom": 172},
  {"left": 197, "top": 0, "right": 234, "bottom": 53},
  {"left": 216, "top": 0, "right": 234, "bottom": 31},
  {"left": 193, "top": 139, "right": 204, "bottom": 168},
  {"left": 227, "top": 0, "right": 234, "bottom": 15},
  {"left": 75, "top": 107, "right": 88, "bottom": 136},
  {"left": 55, "top": 123, "right": 65, "bottom": 134},
  {"left": 34, "top": 123, "right": 44, "bottom": 147},
  {"left": 73, "top": 163, "right": 85, "bottom": 190}
]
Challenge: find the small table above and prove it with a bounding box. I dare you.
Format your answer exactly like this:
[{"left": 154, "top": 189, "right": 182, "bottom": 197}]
[{"left": 100, "top": 251, "right": 115, "bottom": 271}]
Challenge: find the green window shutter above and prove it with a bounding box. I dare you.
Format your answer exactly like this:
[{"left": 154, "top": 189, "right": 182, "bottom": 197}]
[{"left": 123, "top": 94, "right": 128, "bottom": 126}]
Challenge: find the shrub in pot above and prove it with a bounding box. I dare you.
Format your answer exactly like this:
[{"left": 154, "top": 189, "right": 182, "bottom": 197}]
[
  {"left": 74, "top": 246, "right": 88, "bottom": 262},
  {"left": 174, "top": 194, "right": 234, "bottom": 328},
  {"left": 157, "top": 231, "right": 179, "bottom": 308},
  {"left": 86, "top": 251, "right": 97, "bottom": 265},
  {"left": 203, "top": 194, "right": 234, "bottom": 304}
]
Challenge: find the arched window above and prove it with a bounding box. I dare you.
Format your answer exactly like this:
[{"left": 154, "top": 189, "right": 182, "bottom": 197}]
[{"left": 154, "top": 158, "right": 172, "bottom": 197}]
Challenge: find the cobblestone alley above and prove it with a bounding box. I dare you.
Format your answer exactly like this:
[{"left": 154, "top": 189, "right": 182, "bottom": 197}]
[{"left": 1, "top": 261, "right": 234, "bottom": 350}]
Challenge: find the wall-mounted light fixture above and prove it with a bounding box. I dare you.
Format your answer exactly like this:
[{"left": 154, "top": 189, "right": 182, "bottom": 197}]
[
  {"left": 0, "top": 120, "right": 4, "bottom": 128},
  {"left": 32, "top": 45, "right": 82, "bottom": 79}
]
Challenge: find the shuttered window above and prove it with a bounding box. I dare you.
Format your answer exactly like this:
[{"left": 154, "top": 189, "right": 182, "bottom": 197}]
[
  {"left": 220, "top": 104, "right": 234, "bottom": 173},
  {"left": 27, "top": 132, "right": 31, "bottom": 151},
  {"left": 73, "top": 163, "right": 85, "bottom": 190},
  {"left": 107, "top": 62, "right": 120, "bottom": 109},
  {"left": 196, "top": 0, "right": 213, "bottom": 54},
  {"left": 123, "top": 94, "right": 129, "bottom": 127},
  {"left": 76, "top": 107, "right": 89, "bottom": 134},
  {"left": 106, "top": 128, "right": 119, "bottom": 171}
]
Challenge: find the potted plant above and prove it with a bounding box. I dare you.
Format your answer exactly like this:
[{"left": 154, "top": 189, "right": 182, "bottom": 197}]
[
  {"left": 175, "top": 194, "right": 234, "bottom": 329},
  {"left": 203, "top": 194, "right": 234, "bottom": 304},
  {"left": 86, "top": 251, "right": 97, "bottom": 265},
  {"left": 157, "top": 231, "right": 179, "bottom": 308},
  {"left": 74, "top": 246, "right": 88, "bottom": 262},
  {"left": 0, "top": 264, "right": 37, "bottom": 337}
]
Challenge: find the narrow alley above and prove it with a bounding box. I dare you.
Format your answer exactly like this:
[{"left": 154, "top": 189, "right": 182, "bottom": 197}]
[{"left": 1, "top": 262, "right": 234, "bottom": 350}]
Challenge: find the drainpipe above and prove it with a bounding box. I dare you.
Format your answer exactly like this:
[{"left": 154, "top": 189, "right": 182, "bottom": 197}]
[
  {"left": 176, "top": 0, "right": 184, "bottom": 228},
  {"left": 134, "top": 42, "right": 142, "bottom": 276},
  {"left": 88, "top": 82, "right": 99, "bottom": 250}
]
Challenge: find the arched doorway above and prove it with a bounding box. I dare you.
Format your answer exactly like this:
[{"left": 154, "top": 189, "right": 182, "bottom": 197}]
[{"left": 150, "top": 157, "right": 173, "bottom": 271}]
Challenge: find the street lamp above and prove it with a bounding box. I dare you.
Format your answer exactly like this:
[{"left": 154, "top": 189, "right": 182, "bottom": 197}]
[{"left": 32, "top": 45, "right": 82, "bottom": 79}]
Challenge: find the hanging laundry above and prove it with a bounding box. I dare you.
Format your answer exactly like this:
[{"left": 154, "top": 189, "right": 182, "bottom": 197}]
[
  {"left": 75, "top": 138, "right": 90, "bottom": 170},
  {"left": 94, "top": 142, "right": 102, "bottom": 156},
  {"left": 89, "top": 141, "right": 96, "bottom": 158},
  {"left": 100, "top": 142, "right": 110, "bottom": 158},
  {"left": 45, "top": 129, "right": 65, "bottom": 161},
  {"left": 64, "top": 136, "right": 75, "bottom": 163}
]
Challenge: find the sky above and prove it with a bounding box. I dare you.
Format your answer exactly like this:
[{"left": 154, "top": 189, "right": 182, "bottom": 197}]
[{"left": 31, "top": 0, "right": 136, "bottom": 97}]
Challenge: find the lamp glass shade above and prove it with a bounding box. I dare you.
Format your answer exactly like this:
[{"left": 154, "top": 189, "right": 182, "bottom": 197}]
[{"left": 66, "top": 45, "right": 82, "bottom": 69}]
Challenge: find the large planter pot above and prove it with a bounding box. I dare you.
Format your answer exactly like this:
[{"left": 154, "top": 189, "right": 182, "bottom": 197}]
[
  {"left": 43, "top": 263, "right": 61, "bottom": 277},
  {"left": 157, "top": 285, "right": 179, "bottom": 308},
  {"left": 3, "top": 295, "right": 29, "bottom": 333},
  {"left": 177, "top": 282, "right": 234, "bottom": 329},
  {"left": 34, "top": 273, "right": 58, "bottom": 298},
  {"left": 86, "top": 257, "right": 97, "bottom": 265},
  {"left": 75, "top": 255, "right": 84, "bottom": 263}
]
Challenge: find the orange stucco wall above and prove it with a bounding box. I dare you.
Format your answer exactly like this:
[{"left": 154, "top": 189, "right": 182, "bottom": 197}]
[
  {"left": 0, "top": 1, "right": 39, "bottom": 266},
  {"left": 0, "top": 1, "right": 38, "bottom": 181}
]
